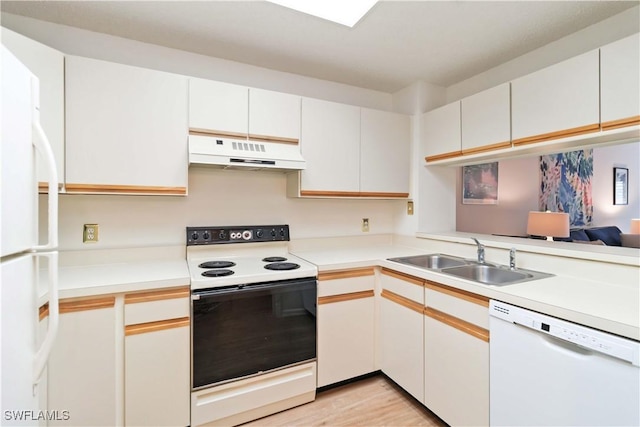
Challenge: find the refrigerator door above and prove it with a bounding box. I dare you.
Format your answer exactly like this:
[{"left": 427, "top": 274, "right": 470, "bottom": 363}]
[
  {"left": 1, "top": 46, "right": 37, "bottom": 257},
  {"left": 1, "top": 254, "right": 40, "bottom": 426}
]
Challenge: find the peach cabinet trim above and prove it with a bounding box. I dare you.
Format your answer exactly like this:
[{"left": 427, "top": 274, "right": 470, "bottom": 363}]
[
  {"left": 461, "top": 140, "right": 512, "bottom": 156},
  {"left": 299, "top": 190, "right": 407, "bottom": 198},
  {"left": 381, "top": 268, "right": 424, "bottom": 287},
  {"left": 39, "top": 303, "right": 49, "bottom": 321},
  {"left": 65, "top": 183, "right": 186, "bottom": 195},
  {"left": 124, "top": 286, "right": 190, "bottom": 304},
  {"left": 601, "top": 115, "right": 640, "bottom": 131},
  {"left": 424, "top": 281, "right": 489, "bottom": 307},
  {"left": 248, "top": 134, "right": 299, "bottom": 145},
  {"left": 425, "top": 150, "right": 463, "bottom": 163},
  {"left": 381, "top": 289, "right": 424, "bottom": 314},
  {"left": 125, "top": 317, "right": 190, "bottom": 336},
  {"left": 318, "top": 290, "right": 375, "bottom": 305},
  {"left": 189, "top": 128, "right": 248, "bottom": 139},
  {"left": 38, "top": 182, "right": 63, "bottom": 193},
  {"left": 358, "top": 192, "right": 409, "bottom": 198},
  {"left": 424, "top": 306, "right": 490, "bottom": 342},
  {"left": 511, "top": 123, "right": 600, "bottom": 146},
  {"left": 59, "top": 296, "right": 116, "bottom": 314},
  {"left": 318, "top": 268, "right": 375, "bottom": 281}
]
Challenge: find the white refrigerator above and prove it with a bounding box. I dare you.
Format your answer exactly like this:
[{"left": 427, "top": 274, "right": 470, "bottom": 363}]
[{"left": 1, "top": 45, "right": 60, "bottom": 426}]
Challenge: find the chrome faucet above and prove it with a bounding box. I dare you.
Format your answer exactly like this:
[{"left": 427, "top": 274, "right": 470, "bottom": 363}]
[
  {"left": 471, "top": 238, "right": 485, "bottom": 263},
  {"left": 509, "top": 248, "right": 517, "bottom": 270}
]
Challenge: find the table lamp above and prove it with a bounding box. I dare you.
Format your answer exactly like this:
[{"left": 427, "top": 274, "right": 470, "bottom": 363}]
[{"left": 527, "top": 211, "right": 570, "bottom": 241}]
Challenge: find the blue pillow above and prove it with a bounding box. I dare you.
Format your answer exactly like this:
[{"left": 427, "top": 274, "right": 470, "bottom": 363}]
[
  {"left": 569, "top": 229, "right": 590, "bottom": 242},
  {"left": 584, "top": 227, "right": 622, "bottom": 246}
]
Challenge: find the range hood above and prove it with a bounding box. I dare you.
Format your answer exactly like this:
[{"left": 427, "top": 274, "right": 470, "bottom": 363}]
[{"left": 189, "top": 134, "right": 306, "bottom": 171}]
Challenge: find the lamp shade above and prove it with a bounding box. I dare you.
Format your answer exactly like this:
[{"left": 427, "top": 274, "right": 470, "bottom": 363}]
[
  {"left": 527, "top": 211, "right": 570, "bottom": 240},
  {"left": 631, "top": 219, "right": 640, "bottom": 234}
]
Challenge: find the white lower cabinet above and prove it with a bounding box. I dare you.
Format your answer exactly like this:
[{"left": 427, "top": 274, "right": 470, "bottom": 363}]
[
  {"left": 124, "top": 288, "right": 190, "bottom": 427},
  {"left": 47, "top": 296, "right": 118, "bottom": 426},
  {"left": 317, "top": 268, "right": 376, "bottom": 387},
  {"left": 423, "top": 282, "right": 490, "bottom": 427},
  {"left": 378, "top": 268, "right": 424, "bottom": 402}
]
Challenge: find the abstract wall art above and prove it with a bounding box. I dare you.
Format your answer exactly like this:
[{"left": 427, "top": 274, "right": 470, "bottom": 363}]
[
  {"left": 539, "top": 149, "right": 593, "bottom": 226},
  {"left": 462, "top": 162, "right": 499, "bottom": 205}
]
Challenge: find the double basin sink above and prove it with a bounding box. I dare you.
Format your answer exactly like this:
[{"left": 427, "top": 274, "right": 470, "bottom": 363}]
[{"left": 387, "top": 254, "right": 552, "bottom": 286}]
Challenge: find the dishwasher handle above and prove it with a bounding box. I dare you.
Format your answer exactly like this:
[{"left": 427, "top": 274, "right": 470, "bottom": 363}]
[{"left": 489, "top": 300, "right": 639, "bottom": 366}]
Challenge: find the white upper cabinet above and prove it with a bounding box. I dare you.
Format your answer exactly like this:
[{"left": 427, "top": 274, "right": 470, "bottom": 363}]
[
  {"left": 249, "top": 88, "right": 300, "bottom": 142},
  {"left": 422, "top": 101, "right": 461, "bottom": 162},
  {"left": 65, "top": 56, "right": 188, "bottom": 195},
  {"left": 2, "top": 28, "right": 64, "bottom": 191},
  {"left": 360, "top": 108, "right": 410, "bottom": 196},
  {"left": 511, "top": 50, "right": 600, "bottom": 145},
  {"left": 296, "top": 97, "right": 361, "bottom": 196},
  {"left": 600, "top": 34, "right": 640, "bottom": 129},
  {"left": 461, "top": 83, "right": 511, "bottom": 154},
  {"left": 189, "top": 78, "right": 248, "bottom": 137}
]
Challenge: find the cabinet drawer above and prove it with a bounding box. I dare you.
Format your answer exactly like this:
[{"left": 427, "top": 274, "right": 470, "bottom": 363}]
[
  {"left": 425, "top": 281, "right": 489, "bottom": 329},
  {"left": 124, "top": 287, "right": 189, "bottom": 326},
  {"left": 317, "top": 268, "right": 375, "bottom": 298},
  {"left": 380, "top": 268, "right": 423, "bottom": 303}
]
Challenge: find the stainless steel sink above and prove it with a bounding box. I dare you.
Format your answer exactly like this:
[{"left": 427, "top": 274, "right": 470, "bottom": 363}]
[
  {"left": 440, "top": 264, "right": 552, "bottom": 286},
  {"left": 387, "top": 254, "right": 468, "bottom": 270},
  {"left": 387, "top": 253, "right": 553, "bottom": 286}
]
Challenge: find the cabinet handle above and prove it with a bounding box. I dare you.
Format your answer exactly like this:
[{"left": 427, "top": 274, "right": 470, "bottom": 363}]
[
  {"left": 381, "top": 268, "right": 423, "bottom": 287},
  {"left": 318, "top": 268, "right": 375, "bottom": 281},
  {"left": 59, "top": 296, "right": 116, "bottom": 313},
  {"left": 125, "top": 286, "right": 190, "bottom": 304},
  {"left": 601, "top": 115, "right": 640, "bottom": 131},
  {"left": 318, "top": 290, "right": 374, "bottom": 305},
  {"left": 125, "top": 317, "right": 190, "bottom": 336},
  {"left": 65, "top": 183, "right": 187, "bottom": 195},
  {"left": 424, "top": 306, "right": 489, "bottom": 342},
  {"left": 425, "top": 280, "right": 489, "bottom": 307},
  {"left": 381, "top": 289, "right": 423, "bottom": 314},
  {"left": 512, "top": 123, "right": 600, "bottom": 146}
]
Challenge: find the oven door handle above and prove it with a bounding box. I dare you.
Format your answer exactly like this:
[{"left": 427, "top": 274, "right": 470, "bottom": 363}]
[{"left": 192, "top": 278, "right": 317, "bottom": 299}]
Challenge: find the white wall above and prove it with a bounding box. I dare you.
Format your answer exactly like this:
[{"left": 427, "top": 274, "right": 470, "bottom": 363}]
[
  {"left": 593, "top": 142, "right": 640, "bottom": 232},
  {"left": 446, "top": 5, "right": 640, "bottom": 102},
  {"left": 41, "top": 168, "right": 403, "bottom": 250},
  {"left": 0, "top": 13, "right": 392, "bottom": 110}
]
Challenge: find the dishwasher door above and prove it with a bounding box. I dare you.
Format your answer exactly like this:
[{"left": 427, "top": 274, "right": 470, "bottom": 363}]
[{"left": 489, "top": 300, "right": 640, "bottom": 427}]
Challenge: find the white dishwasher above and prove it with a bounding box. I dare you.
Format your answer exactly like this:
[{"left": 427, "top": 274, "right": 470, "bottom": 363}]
[{"left": 489, "top": 300, "right": 640, "bottom": 427}]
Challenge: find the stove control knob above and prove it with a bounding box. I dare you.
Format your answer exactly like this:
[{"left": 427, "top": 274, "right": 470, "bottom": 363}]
[
  {"left": 242, "top": 230, "right": 252, "bottom": 240},
  {"left": 270, "top": 229, "right": 276, "bottom": 237},
  {"left": 191, "top": 231, "right": 199, "bottom": 241},
  {"left": 218, "top": 230, "right": 227, "bottom": 240},
  {"left": 203, "top": 231, "right": 211, "bottom": 240},
  {"left": 279, "top": 228, "right": 285, "bottom": 237},
  {"left": 256, "top": 229, "right": 264, "bottom": 238}
]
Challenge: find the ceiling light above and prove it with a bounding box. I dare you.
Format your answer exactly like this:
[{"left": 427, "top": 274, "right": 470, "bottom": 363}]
[{"left": 266, "top": 0, "right": 378, "bottom": 27}]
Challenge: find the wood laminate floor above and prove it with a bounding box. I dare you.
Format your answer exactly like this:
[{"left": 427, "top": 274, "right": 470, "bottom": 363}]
[{"left": 241, "top": 374, "right": 447, "bottom": 427}]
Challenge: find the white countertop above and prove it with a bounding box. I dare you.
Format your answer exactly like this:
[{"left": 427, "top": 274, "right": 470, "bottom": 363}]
[
  {"left": 39, "top": 246, "right": 190, "bottom": 302},
  {"left": 291, "top": 239, "right": 639, "bottom": 341}
]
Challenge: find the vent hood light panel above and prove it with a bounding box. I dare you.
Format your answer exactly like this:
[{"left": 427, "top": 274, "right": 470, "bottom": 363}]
[{"left": 189, "top": 135, "right": 306, "bottom": 171}]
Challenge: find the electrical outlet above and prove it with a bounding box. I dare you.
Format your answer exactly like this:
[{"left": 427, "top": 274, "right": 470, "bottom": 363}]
[
  {"left": 83, "top": 224, "right": 99, "bottom": 243},
  {"left": 407, "top": 200, "right": 414, "bottom": 215},
  {"left": 362, "top": 218, "right": 370, "bottom": 232}
]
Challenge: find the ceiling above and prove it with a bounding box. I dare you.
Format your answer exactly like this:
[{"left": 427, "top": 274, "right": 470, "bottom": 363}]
[{"left": 1, "top": 1, "right": 638, "bottom": 92}]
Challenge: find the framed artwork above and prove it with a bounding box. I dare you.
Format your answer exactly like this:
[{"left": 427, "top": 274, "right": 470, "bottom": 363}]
[
  {"left": 462, "top": 162, "right": 498, "bottom": 205},
  {"left": 614, "top": 167, "right": 628, "bottom": 205}
]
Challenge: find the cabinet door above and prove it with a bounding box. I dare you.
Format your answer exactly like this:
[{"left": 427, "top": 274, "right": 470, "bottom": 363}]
[
  {"left": 2, "top": 28, "right": 64, "bottom": 191},
  {"left": 47, "top": 297, "right": 117, "bottom": 426},
  {"left": 249, "top": 88, "right": 300, "bottom": 142},
  {"left": 461, "top": 83, "right": 511, "bottom": 154},
  {"left": 125, "top": 324, "right": 190, "bottom": 427},
  {"left": 299, "top": 98, "right": 360, "bottom": 195},
  {"left": 511, "top": 50, "right": 599, "bottom": 145},
  {"left": 378, "top": 269, "right": 424, "bottom": 402},
  {"left": 189, "top": 78, "right": 248, "bottom": 137},
  {"left": 601, "top": 34, "right": 640, "bottom": 129},
  {"left": 423, "top": 284, "right": 489, "bottom": 427},
  {"left": 422, "top": 101, "right": 461, "bottom": 162},
  {"left": 317, "top": 269, "right": 375, "bottom": 387},
  {"left": 360, "top": 108, "right": 410, "bottom": 196},
  {"left": 65, "top": 56, "right": 188, "bottom": 195}
]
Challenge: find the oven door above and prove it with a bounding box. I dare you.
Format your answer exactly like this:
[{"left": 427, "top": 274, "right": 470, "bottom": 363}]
[{"left": 192, "top": 277, "right": 317, "bottom": 390}]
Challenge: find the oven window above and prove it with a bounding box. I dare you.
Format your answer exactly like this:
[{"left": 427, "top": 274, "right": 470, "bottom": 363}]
[{"left": 192, "top": 278, "right": 317, "bottom": 389}]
